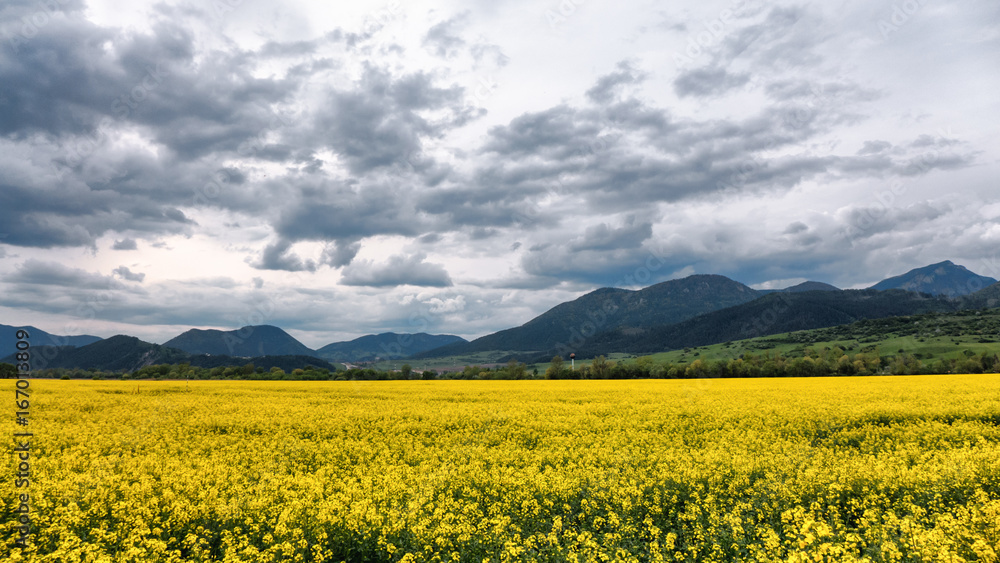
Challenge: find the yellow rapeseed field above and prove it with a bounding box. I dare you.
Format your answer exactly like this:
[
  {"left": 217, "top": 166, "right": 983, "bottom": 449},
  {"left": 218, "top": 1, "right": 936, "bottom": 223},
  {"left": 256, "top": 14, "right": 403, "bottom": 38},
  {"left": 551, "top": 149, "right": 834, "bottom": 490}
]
[{"left": 3, "top": 376, "right": 1000, "bottom": 562}]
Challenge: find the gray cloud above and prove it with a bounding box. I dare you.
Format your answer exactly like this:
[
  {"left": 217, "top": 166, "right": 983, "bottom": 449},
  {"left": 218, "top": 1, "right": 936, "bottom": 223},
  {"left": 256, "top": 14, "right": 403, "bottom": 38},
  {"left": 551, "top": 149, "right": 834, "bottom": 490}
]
[
  {"left": 673, "top": 66, "right": 750, "bottom": 97},
  {"left": 340, "top": 253, "right": 452, "bottom": 287},
  {"left": 783, "top": 221, "right": 809, "bottom": 235},
  {"left": 311, "top": 65, "right": 471, "bottom": 175},
  {"left": 320, "top": 240, "right": 362, "bottom": 268},
  {"left": 113, "top": 266, "right": 146, "bottom": 282},
  {"left": 586, "top": 61, "right": 645, "bottom": 104},
  {"left": 112, "top": 238, "right": 138, "bottom": 250},
  {"left": 0, "top": 0, "right": 995, "bottom": 343},
  {"left": 422, "top": 13, "right": 468, "bottom": 58},
  {"left": 570, "top": 218, "right": 653, "bottom": 251},
  {"left": 251, "top": 239, "right": 318, "bottom": 272},
  {"left": 6, "top": 259, "right": 123, "bottom": 290},
  {"left": 858, "top": 140, "right": 892, "bottom": 155}
]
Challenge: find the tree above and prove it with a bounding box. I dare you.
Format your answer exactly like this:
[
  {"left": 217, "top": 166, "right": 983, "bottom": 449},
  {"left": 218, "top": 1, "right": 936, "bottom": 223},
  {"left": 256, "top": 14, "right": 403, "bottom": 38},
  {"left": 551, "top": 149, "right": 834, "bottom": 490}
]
[
  {"left": 401, "top": 364, "right": 413, "bottom": 379},
  {"left": 545, "top": 356, "right": 564, "bottom": 379},
  {"left": 505, "top": 359, "right": 526, "bottom": 380},
  {"left": 0, "top": 363, "right": 17, "bottom": 379},
  {"left": 590, "top": 355, "right": 612, "bottom": 378},
  {"left": 685, "top": 359, "right": 708, "bottom": 378}
]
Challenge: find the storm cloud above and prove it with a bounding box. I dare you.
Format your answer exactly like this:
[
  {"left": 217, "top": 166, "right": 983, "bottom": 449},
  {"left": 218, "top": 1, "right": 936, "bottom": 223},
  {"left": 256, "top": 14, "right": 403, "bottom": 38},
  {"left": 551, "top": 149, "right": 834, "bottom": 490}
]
[{"left": 0, "top": 0, "right": 996, "bottom": 344}]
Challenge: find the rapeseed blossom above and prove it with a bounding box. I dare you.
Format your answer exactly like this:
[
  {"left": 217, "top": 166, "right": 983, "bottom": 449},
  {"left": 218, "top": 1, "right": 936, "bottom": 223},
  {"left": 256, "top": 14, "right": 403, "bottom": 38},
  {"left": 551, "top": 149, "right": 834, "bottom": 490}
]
[{"left": 2, "top": 376, "right": 999, "bottom": 561}]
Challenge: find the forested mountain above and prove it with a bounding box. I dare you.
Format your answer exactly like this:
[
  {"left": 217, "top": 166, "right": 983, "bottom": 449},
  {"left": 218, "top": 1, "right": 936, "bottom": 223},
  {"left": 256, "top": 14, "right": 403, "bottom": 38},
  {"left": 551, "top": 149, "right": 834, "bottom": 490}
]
[
  {"left": 5, "top": 261, "right": 996, "bottom": 372},
  {"left": 575, "top": 289, "right": 961, "bottom": 358},
  {"left": 782, "top": 281, "right": 840, "bottom": 292},
  {"left": 416, "top": 275, "right": 761, "bottom": 358},
  {"left": 0, "top": 324, "right": 102, "bottom": 357},
  {"left": 315, "top": 333, "right": 467, "bottom": 362},
  {"left": 164, "top": 325, "right": 314, "bottom": 357},
  {"left": 7, "top": 336, "right": 191, "bottom": 372},
  {"left": 0, "top": 335, "right": 336, "bottom": 373},
  {"left": 964, "top": 281, "right": 1000, "bottom": 309},
  {"left": 870, "top": 260, "right": 996, "bottom": 297}
]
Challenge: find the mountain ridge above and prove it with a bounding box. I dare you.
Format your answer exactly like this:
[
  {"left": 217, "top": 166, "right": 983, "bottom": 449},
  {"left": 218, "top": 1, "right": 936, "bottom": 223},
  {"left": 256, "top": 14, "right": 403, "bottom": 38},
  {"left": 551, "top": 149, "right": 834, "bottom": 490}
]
[
  {"left": 870, "top": 260, "right": 996, "bottom": 297},
  {"left": 315, "top": 332, "right": 467, "bottom": 362},
  {"left": 414, "top": 274, "right": 761, "bottom": 358},
  {"left": 164, "top": 325, "right": 315, "bottom": 357},
  {"left": 0, "top": 324, "right": 102, "bottom": 358},
  {"left": 5, "top": 261, "right": 998, "bottom": 367},
  {"left": 573, "top": 288, "right": 962, "bottom": 359},
  {"left": 1, "top": 335, "right": 337, "bottom": 373}
]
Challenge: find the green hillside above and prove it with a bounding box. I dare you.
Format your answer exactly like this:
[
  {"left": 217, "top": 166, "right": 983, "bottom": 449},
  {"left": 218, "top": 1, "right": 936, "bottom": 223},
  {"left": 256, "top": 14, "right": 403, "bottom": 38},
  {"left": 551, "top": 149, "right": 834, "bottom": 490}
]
[
  {"left": 577, "top": 288, "right": 959, "bottom": 359},
  {"left": 416, "top": 274, "right": 760, "bottom": 358},
  {"left": 629, "top": 308, "right": 1000, "bottom": 367}
]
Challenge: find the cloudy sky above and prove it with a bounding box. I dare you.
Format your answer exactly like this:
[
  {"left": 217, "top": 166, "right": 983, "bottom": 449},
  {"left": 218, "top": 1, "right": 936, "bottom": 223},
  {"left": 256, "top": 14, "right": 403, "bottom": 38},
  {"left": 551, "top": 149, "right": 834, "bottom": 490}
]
[{"left": 1, "top": 0, "right": 998, "bottom": 347}]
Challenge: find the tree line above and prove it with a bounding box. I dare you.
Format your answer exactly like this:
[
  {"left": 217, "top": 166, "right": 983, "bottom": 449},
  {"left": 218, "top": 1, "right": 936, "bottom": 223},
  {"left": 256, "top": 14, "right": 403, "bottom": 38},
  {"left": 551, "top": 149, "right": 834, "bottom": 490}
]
[
  {"left": 544, "top": 347, "right": 999, "bottom": 379},
  {"left": 3, "top": 346, "right": 996, "bottom": 381}
]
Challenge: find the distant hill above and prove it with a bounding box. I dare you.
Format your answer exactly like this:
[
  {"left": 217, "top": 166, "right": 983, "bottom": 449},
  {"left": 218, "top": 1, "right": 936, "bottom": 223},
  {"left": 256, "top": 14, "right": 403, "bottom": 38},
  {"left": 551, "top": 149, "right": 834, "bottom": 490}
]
[
  {"left": 315, "top": 333, "right": 467, "bottom": 362},
  {"left": 964, "top": 281, "right": 1000, "bottom": 309},
  {"left": 163, "top": 325, "right": 314, "bottom": 357},
  {"left": 0, "top": 324, "right": 102, "bottom": 358},
  {"left": 574, "top": 288, "right": 960, "bottom": 358},
  {"left": 870, "top": 260, "right": 996, "bottom": 297},
  {"left": 1, "top": 335, "right": 336, "bottom": 373},
  {"left": 783, "top": 281, "right": 840, "bottom": 292},
  {"left": 757, "top": 281, "right": 841, "bottom": 295},
  {"left": 8, "top": 335, "right": 192, "bottom": 372},
  {"left": 416, "top": 274, "right": 761, "bottom": 358}
]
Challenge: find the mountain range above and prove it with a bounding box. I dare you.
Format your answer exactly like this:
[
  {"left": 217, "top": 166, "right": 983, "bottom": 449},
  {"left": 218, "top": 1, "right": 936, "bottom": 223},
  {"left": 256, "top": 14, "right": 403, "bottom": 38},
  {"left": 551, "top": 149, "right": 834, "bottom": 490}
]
[
  {"left": 421, "top": 260, "right": 999, "bottom": 361},
  {"left": 580, "top": 288, "right": 961, "bottom": 358},
  {"left": 3, "top": 260, "right": 999, "bottom": 371},
  {"left": 0, "top": 324, "right": 102, "bottom": 358},
  {"left": 415, "top": 274, "right": 760, "bottom": 359},
  {"left": 7, "top": 335, "right": 338, "bottom": 374}
]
